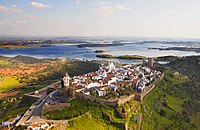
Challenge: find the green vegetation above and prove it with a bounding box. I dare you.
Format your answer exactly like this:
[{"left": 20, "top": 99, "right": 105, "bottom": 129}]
[
  {"left": 141, "top": 56, "right": 200, "bottom": 130},
  {"left": 0, "top": 92, "right": 34, "bottom": 122},
  {"left": 0, "top": 56, "right": 99, "bottom": 93},
  {"left": 44, "top": 99, "right": 133, "bottom": 129},
  {"left": 0, "top": 76, "right": 22, "bottom": 93},
  {"left": 0, "top": 81, "right": 56, "bottom": 122},
  {"left": 155, "top": 55, "right": 179, "bottom": 62},
  {"left": 67, "top": 115, "right": 118, "bottom": 130},
  {"left": 42, "top": 56, "right": 200, "bottom": 129},
  {"left": 0, "top": 56, "right": 100, "bottom": 124},
  {"left": 1, "top": 54, "right": 200, "bottom": 130},
  {"left": 12, "top": 55, "right": 47, "bottom": 64},
  {"left": 44, "top": 98, "right": 141, "bottom": 130},
  {"left": 65, "top": 60, "right": 99, "bottom": 76},
  {"left": 96, "top": 54, "right": 146, "bottom": 60},
  {"left": 141, "top": 69, "right": 191, "bottom": 129},
  {"left": 0, "top": 59, "right": 11, "bottom": 66}
]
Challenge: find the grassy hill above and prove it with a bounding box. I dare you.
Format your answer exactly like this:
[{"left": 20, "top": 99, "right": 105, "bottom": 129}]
[
  {"left": 141, "top": 56, "right": 200, "bottom": 130},
  {"left": 44, "top": 99, "right": 127, "bottom": 130},
  {"left": 43, "top": 56, "right": 200, "bottom": 130}
]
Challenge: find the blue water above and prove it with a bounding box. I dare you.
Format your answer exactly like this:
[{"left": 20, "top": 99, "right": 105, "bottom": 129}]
[{"left": 0, "top": 42, "right": 200, "bottom": 64}]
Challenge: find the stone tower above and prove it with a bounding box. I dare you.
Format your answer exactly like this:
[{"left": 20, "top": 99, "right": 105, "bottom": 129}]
[
  {"left": 68, "top": 87, "right": 75, "bottom": 98},
  {"left": 148, "top": 58, "right": 154, "bottom": 68},
  {"left": 64, "top": 72, "right": 70, "bottom": 88}
]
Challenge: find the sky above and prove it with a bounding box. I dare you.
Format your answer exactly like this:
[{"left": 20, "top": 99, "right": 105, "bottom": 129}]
[{"left": 0, "top": 0, "right": 200, "bottom": 38}]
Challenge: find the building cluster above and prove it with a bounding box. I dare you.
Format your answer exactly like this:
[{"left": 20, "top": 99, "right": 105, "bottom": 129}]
[
  {"left": 63, "top": 59, "right": 161, "bottom": 99},
  {"left": 27, "top": 121, "right": 50, "bottom": 130},
  {"left": 1, "top": 115, "right": 21, "bottom": 127}
]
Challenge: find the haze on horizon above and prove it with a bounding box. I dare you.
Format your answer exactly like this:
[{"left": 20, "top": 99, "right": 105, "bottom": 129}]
[{"left": 0, "top": 0, "right": 200, "bottom": 39}]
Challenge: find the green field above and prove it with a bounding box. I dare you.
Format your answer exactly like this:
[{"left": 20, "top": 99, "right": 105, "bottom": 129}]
[
  {"left": 0, "top": 76, "right": 22, "bottom": 93},
  {"left": 67, "top": 115, "right": 118, "bottom": 130},
  {"left": 0, "top": 59, "right": 10, "bottom": 66}
]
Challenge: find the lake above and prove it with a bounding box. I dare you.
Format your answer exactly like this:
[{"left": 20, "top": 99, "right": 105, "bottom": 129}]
[{"left": 0, "top": 42, "right": 200, "bottom": 64}]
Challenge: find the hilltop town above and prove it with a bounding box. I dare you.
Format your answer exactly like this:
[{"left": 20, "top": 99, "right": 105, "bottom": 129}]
[
  {"left": 0, "top": 58, "right": 164, "bottom": 129},
  {"left": 63, "top": 58, "right": 162, "bottom": 102},
  {"left": 1, "top": 55, "right": 200, "bottom": 129}
]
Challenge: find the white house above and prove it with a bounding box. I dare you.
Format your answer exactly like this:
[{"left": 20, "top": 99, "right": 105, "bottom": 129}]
[
  {"left": 108, "top": 77, "right": 117, "bottom": 86},
  {"left": 108, "top": 62, "right": 116, "bottom": 72},
  {"left": 110, "top": 84, "right": 118, "bottom": 91},
  {"left": 86, "top": 82, "right": 100, "bottom": 89},
  {"left": 40, "top": 122, "right": 49, "bottom": 129},
  {"left": 97, "top": 90, "right": 106, "bottom": 97},
  {"left": 102, "top": 70, "right": 107, "bottom": 78}
]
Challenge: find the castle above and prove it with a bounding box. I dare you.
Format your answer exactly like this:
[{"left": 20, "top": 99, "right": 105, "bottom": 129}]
[
  {"left": 61, "top": 60, "right": 161, "bottom": 104},
  {"left": 62, "top": 73, "right": 75, "bottom": 98}
]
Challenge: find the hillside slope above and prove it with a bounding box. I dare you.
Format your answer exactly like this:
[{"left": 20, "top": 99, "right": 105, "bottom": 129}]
[{"left": 141, "top": 56, "right": 200, "bottom": 130}]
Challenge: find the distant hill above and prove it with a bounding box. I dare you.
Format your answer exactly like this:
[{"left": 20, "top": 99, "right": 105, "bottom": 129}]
[{"left": 12, "top": 55, "right": 46, "bottom": 64}]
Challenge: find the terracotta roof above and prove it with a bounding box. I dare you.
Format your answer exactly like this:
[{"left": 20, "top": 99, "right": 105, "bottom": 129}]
[
  {"left": 75, "top": 85, "right": 84, "bottom": 90},
  {"left": 8, "top": 118, "right": 15, "bottom": 122},
  {"left": 102, "top": 79, "right": 108, "bottom": 84},
  {"left": 83, "top": 89, "right": 91, "bottom": 93},
  {"left": 30, "top": 124, "right": 39, "bottom": 128},
  {"left": 71, "top": 83, "right": 76, "bottom": 88},
  {"left": 97, "top": 85, "right": 109, "bottom": 90}
]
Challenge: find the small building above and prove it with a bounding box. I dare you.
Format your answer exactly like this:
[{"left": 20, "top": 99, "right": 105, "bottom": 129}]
[{"left": 1, "top": 115, "right": 21, "bottom": 127}]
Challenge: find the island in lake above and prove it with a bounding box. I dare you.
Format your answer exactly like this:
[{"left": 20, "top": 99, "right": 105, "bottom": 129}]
[
  {"left": 96, "top": 54, "right": 146, "bottom": 60},
  {"left": 94, "top": 50, "right": 106, "bottom": 53},
  {"left": 149, "top": 47, "right": 200, "bottom": 53}
]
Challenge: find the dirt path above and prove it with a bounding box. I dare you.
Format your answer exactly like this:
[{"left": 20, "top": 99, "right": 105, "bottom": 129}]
[{"left": 0, "top": 90, "right": 21, "bottom": 99}]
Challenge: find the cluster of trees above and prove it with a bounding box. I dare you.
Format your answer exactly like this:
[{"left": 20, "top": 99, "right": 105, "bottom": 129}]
[
  {"left": 141, "top": 56, "right": 200, "bottom": 129},
  {"left": 12, "top": 55, "right": 48, "bottom": 64},
  {"left": 168, "top": 56, "right": 200, "bottom": 117},
  {"left": 96, "top": 54, "right": 145, "bottom": 60},
  {"left": 65, "top": 60, "right": 99, "bottom": 76}
]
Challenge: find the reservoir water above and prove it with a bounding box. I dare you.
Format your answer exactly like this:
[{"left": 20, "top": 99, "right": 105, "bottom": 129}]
[{"left": 0, "top": 42, "right": 200, "bottom": 64}]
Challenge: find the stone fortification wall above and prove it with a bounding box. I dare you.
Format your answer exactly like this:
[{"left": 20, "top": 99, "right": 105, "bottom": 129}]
[
  {"left": 22, "top": 94, "right": 39, "bottom": 103},
  {"left": 42, "top": 103, "right": 70, "bottom": 115},
  {"left": 75, "top": 92, "right": 135, "bottom": 107},
  {"left": 76, "top": 92, "right": 118, "bottom": 107},
  {"left": 117, "top": 94, "right": 135, "bottom": 106}
]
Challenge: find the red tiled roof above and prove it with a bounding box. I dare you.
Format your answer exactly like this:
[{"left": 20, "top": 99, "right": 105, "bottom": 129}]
[
  {"left": 75, "top": 85, "right": 84, "bottom": 90},
  {"left": 30, "top": 124, "right": 39, "bottom": 128}
]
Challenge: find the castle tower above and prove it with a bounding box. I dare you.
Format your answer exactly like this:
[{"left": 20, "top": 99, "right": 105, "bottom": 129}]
[
  {"left": 142, "top": 59, "right": 146, "bottom": 66},
  {"left": 148, "top": 58, "right": 154, "bottom": 68},
  {"left": 64, "top": 72, "right": 70, "bottom": 88},
  {"left": 68, "top": 87, "right": 75, "bottom": 98}
]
